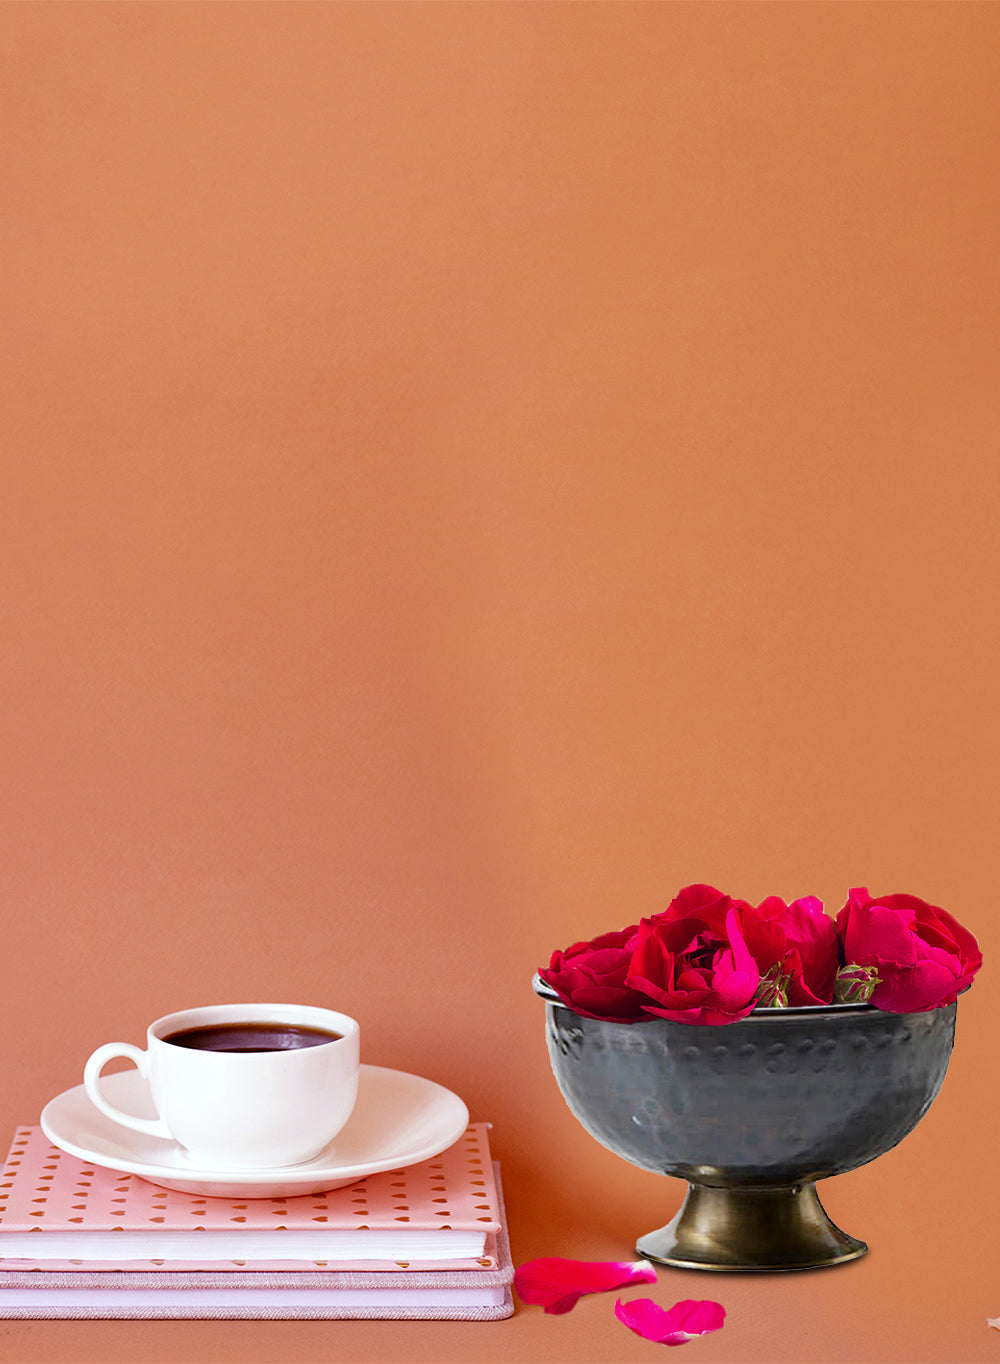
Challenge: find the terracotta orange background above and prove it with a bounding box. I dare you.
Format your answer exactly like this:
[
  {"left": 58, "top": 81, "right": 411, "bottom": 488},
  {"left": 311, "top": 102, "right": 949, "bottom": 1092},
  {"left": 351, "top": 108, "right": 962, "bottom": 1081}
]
[{"left": 2, "top": 4, "right": 999, "bottom": 1361}]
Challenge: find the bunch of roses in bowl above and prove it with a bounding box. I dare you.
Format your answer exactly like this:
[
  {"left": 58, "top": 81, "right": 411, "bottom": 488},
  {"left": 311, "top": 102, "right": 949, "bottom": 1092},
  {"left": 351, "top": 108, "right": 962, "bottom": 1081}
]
[{"left": 539, "top": 883, "right": 982, "bottom": 1024}]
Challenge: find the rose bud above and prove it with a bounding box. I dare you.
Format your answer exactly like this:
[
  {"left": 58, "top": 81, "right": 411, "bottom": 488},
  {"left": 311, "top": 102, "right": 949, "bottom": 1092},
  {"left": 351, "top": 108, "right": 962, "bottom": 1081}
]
[
  {"left": 754, "top": 963, "right": 791, "bottom": 1008},
  {"left": 833, "top": 963, "right": 881, "bottom": 1004}
]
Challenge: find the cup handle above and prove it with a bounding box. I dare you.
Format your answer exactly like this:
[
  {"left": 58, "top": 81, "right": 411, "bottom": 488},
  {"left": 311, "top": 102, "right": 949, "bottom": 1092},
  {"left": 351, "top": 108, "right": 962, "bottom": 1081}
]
[{"left": 83, "top": 1043, "right": 173, "bottom": 1140}]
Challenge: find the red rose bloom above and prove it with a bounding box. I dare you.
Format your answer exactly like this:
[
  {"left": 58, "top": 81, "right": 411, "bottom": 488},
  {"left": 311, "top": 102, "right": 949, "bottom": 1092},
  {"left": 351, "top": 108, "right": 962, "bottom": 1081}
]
[
  {"left": 740, "top": 895, "right": 840, "bottom": 1006},
  {"left": 539, "top": 926, "right": 648, "bottom": 1021},
  {"left": 626, "top": 884, "right": 760, "bottom": 1025},
  {"left": 835, "top": 886, "right": 982, "bottom": 1012}
]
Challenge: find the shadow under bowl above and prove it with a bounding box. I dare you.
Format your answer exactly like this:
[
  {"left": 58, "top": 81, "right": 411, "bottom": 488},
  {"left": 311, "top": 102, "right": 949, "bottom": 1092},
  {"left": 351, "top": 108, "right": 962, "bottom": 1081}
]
[{"left": 534, "top": 975, "right": 956, "bottom": 1271}]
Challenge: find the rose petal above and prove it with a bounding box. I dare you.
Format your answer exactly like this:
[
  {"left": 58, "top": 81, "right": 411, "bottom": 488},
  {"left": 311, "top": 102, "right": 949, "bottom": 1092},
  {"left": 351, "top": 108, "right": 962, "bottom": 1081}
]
[
  {"left": 925, "top": 903, "right": 983, "bottom": 969},
  {"left": 724, "top": 905, "right": 756, "bottom": 976},
  {"left": 514, "top": 1257, "right": 657, "bottom": 1314},
  {"left": 615, "top": 1296, "right": 726, "bottom": 1345},
  {"left": 861, "top": 906, "right": 921, "bottom": 964},
  {"left": 740, "top": 908, "right": 788, "bottom": 974},
  {"left": 783, "top": 898, "right": 840, "bottom": 1002},
  {"left": 710, "top": 967, "right": 758, "bottom": 1013},
  {"left": 663, "top": 885, "right": 730, "bottom": 923},
  {"left": 871, "top": 956, "right": 964, "bottom": 1012}
]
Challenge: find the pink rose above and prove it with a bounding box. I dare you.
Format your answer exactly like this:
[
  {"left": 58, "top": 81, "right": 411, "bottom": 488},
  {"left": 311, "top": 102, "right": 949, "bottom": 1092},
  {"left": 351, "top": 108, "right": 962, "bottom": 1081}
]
[
  {"left": 740, "top": 895, "right": 840, "bottom": 1006},
  {"left": 539, "top": 926, "right": 648, "bottom": 1021},
  {"left": 626, "top": 884, "right": 760, "bottom": 1025},
  {"left": 835, "top": 886, "right": 982, "bottom": 1012}
]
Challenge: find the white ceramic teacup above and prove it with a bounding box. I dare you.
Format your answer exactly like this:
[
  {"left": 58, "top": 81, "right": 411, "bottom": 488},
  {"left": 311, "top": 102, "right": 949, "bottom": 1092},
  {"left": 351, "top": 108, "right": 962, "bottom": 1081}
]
[{"left": 83, "top": 1003, "right": 361, "bottom": 1169}]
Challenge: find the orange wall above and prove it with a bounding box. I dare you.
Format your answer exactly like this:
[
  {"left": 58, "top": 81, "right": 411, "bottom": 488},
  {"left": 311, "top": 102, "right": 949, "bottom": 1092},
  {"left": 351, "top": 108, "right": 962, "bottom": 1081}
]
[{"left": 2, "top": 4, "right": 999, "bottom": 1362}]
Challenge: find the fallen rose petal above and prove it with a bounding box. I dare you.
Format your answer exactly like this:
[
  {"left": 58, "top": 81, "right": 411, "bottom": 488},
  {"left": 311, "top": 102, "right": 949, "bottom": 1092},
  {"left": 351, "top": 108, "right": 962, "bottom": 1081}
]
[
  {"left": 513, "top": 1257, "right": 657, "bottom": 1314},
  {"left": 615, "top": 1297, "right": 726, "bottom": 1346},
  {"left": 989, "top": 1317, "right": 1000, "bottom": 1331}
]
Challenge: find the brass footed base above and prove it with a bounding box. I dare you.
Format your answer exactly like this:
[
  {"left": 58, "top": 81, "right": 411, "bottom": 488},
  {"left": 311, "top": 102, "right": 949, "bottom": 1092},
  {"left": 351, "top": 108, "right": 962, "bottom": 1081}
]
[{"left": 637, "top": 1182, "right": 867, "bottom": 1272}]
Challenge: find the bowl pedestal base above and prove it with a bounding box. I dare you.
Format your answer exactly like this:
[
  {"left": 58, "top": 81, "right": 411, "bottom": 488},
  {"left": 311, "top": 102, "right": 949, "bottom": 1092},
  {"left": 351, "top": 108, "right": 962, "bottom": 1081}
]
[{"left": 636, "top": 1181, "right": 867, "bottom": 1272}]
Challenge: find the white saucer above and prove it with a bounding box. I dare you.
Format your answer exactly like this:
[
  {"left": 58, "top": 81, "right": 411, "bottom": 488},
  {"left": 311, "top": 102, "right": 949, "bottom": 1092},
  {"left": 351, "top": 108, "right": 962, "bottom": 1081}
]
[{"left": 40, "top": 1065, "right": 470, "bottom": 1198}]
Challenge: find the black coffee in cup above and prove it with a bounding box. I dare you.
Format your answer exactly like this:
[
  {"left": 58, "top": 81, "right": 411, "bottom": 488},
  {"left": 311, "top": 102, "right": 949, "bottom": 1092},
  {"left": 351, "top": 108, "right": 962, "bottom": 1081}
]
[{"left": 163, "top": 1022, "right": 342, "bottom": 1053}]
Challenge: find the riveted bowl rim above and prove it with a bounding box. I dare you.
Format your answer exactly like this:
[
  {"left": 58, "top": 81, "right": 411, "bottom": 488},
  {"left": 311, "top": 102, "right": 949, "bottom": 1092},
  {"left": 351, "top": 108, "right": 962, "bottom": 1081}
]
[{"left": 533, "top": 971, "right": 882, "bottom": 1020}]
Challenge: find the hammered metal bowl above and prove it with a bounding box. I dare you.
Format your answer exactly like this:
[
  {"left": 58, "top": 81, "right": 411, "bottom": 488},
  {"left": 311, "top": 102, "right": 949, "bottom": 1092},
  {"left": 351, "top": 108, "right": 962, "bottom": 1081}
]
[{"left": 534, "top": 974, "right": 956, "bottom": 1270}]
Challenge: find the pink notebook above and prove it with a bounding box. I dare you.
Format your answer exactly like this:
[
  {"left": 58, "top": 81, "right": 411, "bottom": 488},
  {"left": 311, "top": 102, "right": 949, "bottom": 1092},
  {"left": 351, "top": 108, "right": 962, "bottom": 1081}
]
[
  {"left": 0, "top": 1168, "right": 514, "bottom": 1320},
  {"left": 0, "top": 1125, "right": 500, "bottom": 1270}
]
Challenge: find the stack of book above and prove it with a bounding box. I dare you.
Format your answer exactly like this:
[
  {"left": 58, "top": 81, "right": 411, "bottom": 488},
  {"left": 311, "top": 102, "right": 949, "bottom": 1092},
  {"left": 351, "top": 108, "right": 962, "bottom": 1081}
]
[{"left": 0, "top": 1124, "right": 512, "bottom": 1319}]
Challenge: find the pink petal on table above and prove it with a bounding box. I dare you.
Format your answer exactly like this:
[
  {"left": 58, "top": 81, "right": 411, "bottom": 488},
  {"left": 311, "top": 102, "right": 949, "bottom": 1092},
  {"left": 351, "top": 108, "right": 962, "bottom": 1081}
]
[
  {"left": 988, "top": 1317, "right": 1000, "bottom": 1331},
  {"left": 615, "top": 1297, "right": 726, "bottom": 1345},
  {"left": 513, "top": 1257, "right": 657, "bottom": 1314}
]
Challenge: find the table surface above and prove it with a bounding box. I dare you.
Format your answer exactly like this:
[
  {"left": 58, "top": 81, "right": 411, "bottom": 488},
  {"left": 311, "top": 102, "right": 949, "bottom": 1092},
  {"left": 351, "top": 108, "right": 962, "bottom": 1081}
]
[{"left": 2, "top": 984, "right": 998, "bottom": 1364}]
